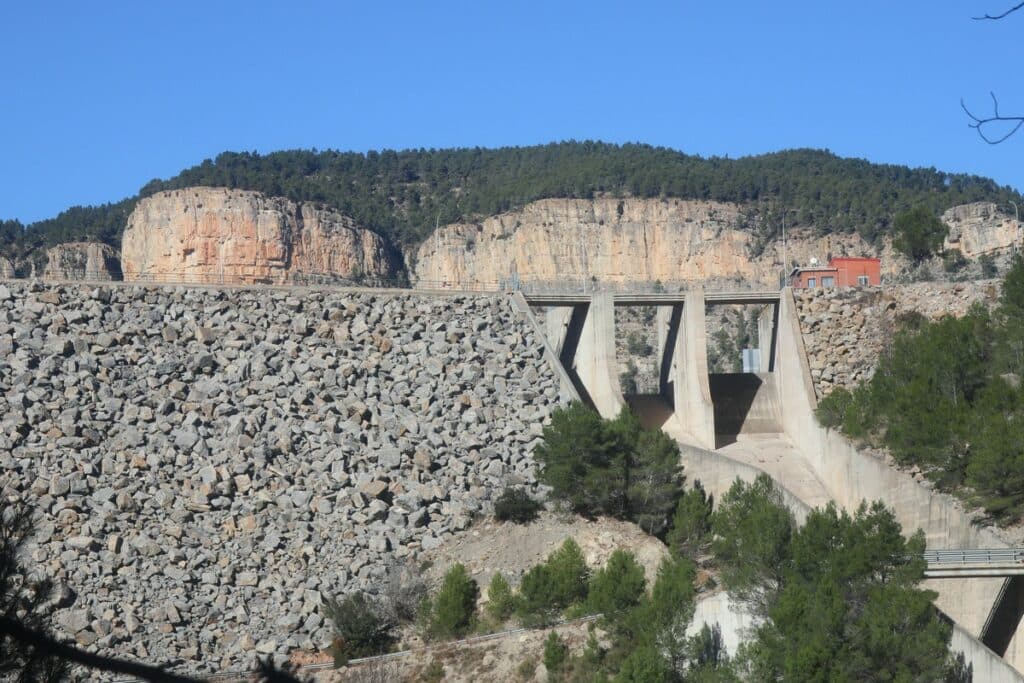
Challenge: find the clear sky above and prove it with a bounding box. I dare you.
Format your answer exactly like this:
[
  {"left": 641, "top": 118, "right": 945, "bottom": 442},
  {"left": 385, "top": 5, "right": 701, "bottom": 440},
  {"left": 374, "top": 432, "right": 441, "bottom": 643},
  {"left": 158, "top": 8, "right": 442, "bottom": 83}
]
[{"left": 1, "top": 1, "right": 1022, "bottom": 224}]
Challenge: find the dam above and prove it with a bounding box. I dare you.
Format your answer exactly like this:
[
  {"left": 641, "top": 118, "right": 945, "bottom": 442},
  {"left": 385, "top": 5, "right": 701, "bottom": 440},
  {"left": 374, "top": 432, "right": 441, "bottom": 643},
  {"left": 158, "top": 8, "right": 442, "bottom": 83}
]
[
  {"left": 1, "top": 278, "right": 1022, "bottom": 679},
  {"left": 525, "top": 286, "right": 1024, "bottom": 681}
]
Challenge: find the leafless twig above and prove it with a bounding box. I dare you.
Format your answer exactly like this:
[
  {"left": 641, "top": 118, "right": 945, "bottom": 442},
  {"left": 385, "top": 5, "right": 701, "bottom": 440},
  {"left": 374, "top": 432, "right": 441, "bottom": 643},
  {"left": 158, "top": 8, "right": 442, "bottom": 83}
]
[
  {"left": 0, "top": 617, "right": 205, "bottom": 683},
  {"left": 962, "top": 92, "right": 1024, "bottom": 144},
  {"left": 972, "top": 1, "right": 1024, "bottom": 20}
]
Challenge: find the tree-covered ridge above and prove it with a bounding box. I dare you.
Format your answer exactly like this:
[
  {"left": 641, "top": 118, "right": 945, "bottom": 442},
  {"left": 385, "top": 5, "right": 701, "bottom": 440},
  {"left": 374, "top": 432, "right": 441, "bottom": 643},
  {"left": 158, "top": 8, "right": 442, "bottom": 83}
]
[
  {"left": 3, "top": 142, "right": 1022, "bottom": 268},
  {"left": 1, "top": 199, "right": 135, "bottom": 269},
  {"left": 139, "top": 144, "right": 1022, "bottom": 247}
]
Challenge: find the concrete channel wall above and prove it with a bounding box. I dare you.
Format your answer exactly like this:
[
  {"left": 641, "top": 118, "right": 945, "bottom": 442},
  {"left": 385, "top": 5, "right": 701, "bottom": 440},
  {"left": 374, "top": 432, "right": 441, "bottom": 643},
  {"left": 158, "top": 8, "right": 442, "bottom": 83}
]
[
  {"left": 774, "top": 287, "right": 1024, "bottom": 675},
  {"left": 521, "top": 286, "right": 1024, "bottom": 678}
]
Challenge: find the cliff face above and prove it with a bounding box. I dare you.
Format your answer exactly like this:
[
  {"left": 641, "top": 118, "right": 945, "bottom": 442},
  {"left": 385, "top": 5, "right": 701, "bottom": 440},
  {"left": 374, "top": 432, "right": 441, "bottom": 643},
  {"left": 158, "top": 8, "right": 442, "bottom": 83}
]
[
  {"left": 121, "top": 188, "right": 398, "bottom": 284},
  {"left": 43, "top": 242, "right": 121, "bottom": 280},
  {"left": 413, "top": 198, "right": 906, "bottom": 288},
  {"left": 942, "top": 202, "right": 1019, "bottom": 257},
  {"left": 0, "top": 256, "right": 13, "bottom": 279}
]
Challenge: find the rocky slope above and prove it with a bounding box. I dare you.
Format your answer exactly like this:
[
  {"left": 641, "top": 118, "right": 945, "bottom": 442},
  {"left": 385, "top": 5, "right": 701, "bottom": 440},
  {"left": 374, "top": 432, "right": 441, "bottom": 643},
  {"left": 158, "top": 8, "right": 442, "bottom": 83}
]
[
  {"left": 795, "top": 280, "right": 1001, "bottom": 397},
  {"left": 121, "top": 188, "right": 399, "bottom": 284},
  {"left": 0, "top": 281, "right": 565, "bottom": 673},
  {"left": 43, "top": 242, "right": 121, "bottom": 280},
  {"left": 413, "top": 198, "right": 1018, "bottom": 289}
]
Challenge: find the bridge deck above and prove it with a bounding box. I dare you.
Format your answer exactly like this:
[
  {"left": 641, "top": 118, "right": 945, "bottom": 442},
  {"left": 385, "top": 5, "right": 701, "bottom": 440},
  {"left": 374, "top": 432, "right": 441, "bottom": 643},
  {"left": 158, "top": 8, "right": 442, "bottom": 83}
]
[
  {"left": 925, "top": 549, "right": 1024, "bottom": 578},
  {"left": 523, "top": 290, "right": 781, "bottom": 306}
]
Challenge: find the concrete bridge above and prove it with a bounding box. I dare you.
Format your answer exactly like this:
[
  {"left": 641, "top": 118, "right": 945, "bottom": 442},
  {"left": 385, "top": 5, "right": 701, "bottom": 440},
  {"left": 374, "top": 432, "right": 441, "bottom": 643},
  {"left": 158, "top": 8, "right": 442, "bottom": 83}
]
[{"left": 522, "top": 287, "right": 1024, "bottom": 681}]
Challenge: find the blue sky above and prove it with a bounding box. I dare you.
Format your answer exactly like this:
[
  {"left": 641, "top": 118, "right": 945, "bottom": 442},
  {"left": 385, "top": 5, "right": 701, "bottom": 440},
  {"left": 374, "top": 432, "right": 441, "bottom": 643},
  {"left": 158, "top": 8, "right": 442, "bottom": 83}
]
[{"left": 1, "top": 1, "right": 1022, "bottom": 223}]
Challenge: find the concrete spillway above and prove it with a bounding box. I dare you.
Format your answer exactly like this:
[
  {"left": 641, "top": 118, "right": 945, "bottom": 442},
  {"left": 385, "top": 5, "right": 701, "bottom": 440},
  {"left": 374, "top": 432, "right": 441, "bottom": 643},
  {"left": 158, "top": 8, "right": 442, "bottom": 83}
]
[
  {"left": 709, "top": 372, "right": 782, "bottom": 443},
  {"left": 525, "top": 287, "right": 1024, "bottom": 681}
]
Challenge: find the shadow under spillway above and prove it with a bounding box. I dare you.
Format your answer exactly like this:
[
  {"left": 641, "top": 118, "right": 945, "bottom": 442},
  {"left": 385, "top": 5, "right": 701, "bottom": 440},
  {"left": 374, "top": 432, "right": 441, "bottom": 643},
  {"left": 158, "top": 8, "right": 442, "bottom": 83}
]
[
  {"left": 624, "top": 394, "right": 675, "bottom": 430},
  {"left": 709, "top": 372, "right": 783, "bottom": 448}
]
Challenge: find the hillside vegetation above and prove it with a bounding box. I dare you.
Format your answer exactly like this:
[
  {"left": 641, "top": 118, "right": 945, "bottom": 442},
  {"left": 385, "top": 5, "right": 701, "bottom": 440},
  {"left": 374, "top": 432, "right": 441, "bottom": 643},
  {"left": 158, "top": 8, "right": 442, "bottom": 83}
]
[
  {"left": 818, "top": 257, "right": 1024, "bottom": 522},
  {"left": 2, "top": 142, "right": 1022, "bottom": 269}
]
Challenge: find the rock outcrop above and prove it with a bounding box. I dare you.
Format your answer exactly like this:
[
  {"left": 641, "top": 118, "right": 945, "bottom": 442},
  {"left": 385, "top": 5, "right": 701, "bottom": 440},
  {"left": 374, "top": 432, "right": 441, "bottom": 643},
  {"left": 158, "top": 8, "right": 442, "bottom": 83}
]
[
  {"left": 795, "top": 281, "right": 1001, "bottom": 397},
  {"left": 0, "top": 256, "right": 13, "bottom": 279},
  {"left": 43, "top": 242, "right": 121, "bottom": 281},
  {"left": 943, "top": 202, "right": 1019, "bottom": 258},
  {"left": 0, "top": 281, "right": 565, "bottom": 672},
  {"left": 413, "top": 198, "right": 906, "bottom": 289},
  {"left": 121, "top": 188, "right": 399, "bottom": 284}
]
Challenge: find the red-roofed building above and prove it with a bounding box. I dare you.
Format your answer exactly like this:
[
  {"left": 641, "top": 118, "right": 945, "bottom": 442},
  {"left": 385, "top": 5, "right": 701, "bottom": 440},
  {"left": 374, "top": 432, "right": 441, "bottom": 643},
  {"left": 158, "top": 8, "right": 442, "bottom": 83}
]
[{"left": 789, "top": 256, "right": 881, "bottom": 289}]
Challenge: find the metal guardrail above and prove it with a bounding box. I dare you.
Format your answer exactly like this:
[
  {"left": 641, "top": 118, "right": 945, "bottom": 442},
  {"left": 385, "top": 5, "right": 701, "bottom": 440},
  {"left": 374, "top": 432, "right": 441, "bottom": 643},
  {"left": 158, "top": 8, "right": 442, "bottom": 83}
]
[{"left": 924, "top": 549, "right": 1024, "bottom": 566}]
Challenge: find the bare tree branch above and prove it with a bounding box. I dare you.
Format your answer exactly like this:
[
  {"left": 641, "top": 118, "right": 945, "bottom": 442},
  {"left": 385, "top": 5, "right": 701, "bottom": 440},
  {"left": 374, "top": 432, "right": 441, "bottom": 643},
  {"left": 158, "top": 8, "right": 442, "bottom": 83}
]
[
  {"left": 0, "top": 616, "right": 307, "bottom": 683},
  {"left": 962, "top": 92, "right": 1024, "bottom": 144},
  {"left": 973, "top": 1, "right": 1024, "bottom": 20},
  {"left": 0, "top": 616, "right": 205, "bottom": 683}
]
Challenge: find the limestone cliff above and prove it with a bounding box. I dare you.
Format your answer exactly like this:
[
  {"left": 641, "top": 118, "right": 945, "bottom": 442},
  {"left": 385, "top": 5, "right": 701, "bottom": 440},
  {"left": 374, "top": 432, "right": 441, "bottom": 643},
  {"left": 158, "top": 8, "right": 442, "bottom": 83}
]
[
  {"left": 43, "top": 242, "right": 121, "bottom": 281},
  {"left": 121, "top": 188, "right": 398, "bottom": 284},
  {"left": 942, "top": 202, "right": 1019, "bottom": 257},
  {"left": 0, "top": 256, "right": 13, "bottom": 279},
  {"left": 413, "top": 198, "right": 906, "bottom": 289}
]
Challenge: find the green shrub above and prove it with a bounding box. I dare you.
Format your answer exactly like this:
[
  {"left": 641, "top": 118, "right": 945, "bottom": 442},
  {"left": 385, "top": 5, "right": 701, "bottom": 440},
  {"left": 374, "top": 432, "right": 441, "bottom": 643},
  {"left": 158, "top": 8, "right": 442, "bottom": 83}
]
[
  {"left": 494, "top": 486, "right": 542, "bottom": 524},
  {"left": 587, "top": 550, "right": 646, "bottom": 618},
  {"left": 624, "top": 557, "right": 697, "bottom": 648},
  {"left": 666, "top": 481, "right": 713, "bottom": 558},
  {"left": 420, "top": 660, "right": 445, "bottom": 683},
  {"left": 980, "top": 253, "right": 998, "bottom": 278},
  {"left": 943, "top": 250, "right": 968, "bottom": 272},
  {"left": 517, "top": 658, "right": 537, "bottom": 681},
  {"left": 486, "top": 572, "right": 516, "bottom": 621},
  {"left": 323, "top": 592, "right": 395, "bottom": 666},
  {"left": 614, "top": 643, "right": 672, "bottom": 682},
  {"left": 711, "top": 475, "right": 794, "bottom": 617},
  {"left": 893, "top": 206, "right": 948, "bottom": 261},
  {"left": 545, "top": 538, "right": 589, "bottom": 606},
  {"left": 517, "top": 538, "right": 589, "bottom": 620},
  {"left": 543, "top": 631, "right": 569, "bottom": 673},
  {"left": 425, "top": 563, "right": 479, "bottom": 639},
  {"left": 536, "top": 403, "right": 682, "bottom": 533},
  {"left": 626, "top": 331, "right": 653, "bottom": 357}
]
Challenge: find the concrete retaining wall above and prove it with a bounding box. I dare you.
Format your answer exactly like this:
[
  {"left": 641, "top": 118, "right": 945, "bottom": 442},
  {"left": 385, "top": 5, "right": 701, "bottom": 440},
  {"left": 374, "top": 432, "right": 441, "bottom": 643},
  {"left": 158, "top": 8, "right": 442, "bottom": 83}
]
[
  {"left": 689, "top": 592, "right": 759, "bottom": 659},
  {"left": 679, "top": 443, "right": 811, "bottom": 525},
  {"left": 774, "top": 287, "right": 1024, "bottom": 674}
]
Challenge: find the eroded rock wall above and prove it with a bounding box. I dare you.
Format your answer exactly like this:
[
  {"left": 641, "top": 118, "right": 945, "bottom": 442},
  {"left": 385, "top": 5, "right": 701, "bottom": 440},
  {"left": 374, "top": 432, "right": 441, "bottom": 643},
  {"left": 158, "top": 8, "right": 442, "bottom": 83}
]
[
  {"left": 413, "top": 198, "right": 907, "bottom": 288},
  {"left": 943, "top": 202, "right": 1020, "bottom": 258},
  {"left": 414, "top": 198, "right": 1020, "bottom": 290},
  {"left": 0, "top": 281, "right": 563, "bottom": 672},
  {"left": 0, "top": 256, "right": 13, "bottom": 278},
  {"left": 795, "top": 281, "right": 1001, "bottom": 397},
  {"left": 121, "top": 188, "right": 399, "bottom": 284},
  {"left": 43, "top": 241, "right": 122, "bottom": 281}
]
